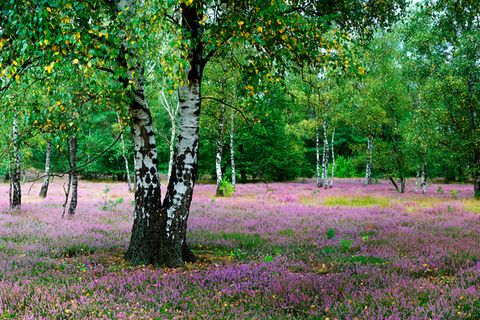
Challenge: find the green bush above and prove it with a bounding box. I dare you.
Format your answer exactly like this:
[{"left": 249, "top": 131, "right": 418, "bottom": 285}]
[
  {"left": 335, "top": 156, "right": 362, "bottom": 178},
  {"left": 218, "top": 179, "right": 235, "bottom": 197}
]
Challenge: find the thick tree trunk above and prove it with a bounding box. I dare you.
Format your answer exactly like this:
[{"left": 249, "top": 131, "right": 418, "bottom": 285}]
[
  {"left": 160, "top": 2, "right": 204, "bottom": 266},
  {"left": 68, "top": 135, "right": 78, "bottom": 215},
  {"left": 117, "top": 0, "right": 165, "bottom": 266},
  {"left": 162, "top": 78, "right": 201, "bottom": 266},
  {"left": 364, "top": 136, "right": 373, "bottom": 185},
  {"left": 215, "top": 89, "right": 227, "bottom": 196},
  {"left": 124, "top": 69, "right": 164, "bottom": 265},
  {"left": 39, "top": 141, "right": 52, "bottom": 198},
  {"left": 10, "top": 113, "right": 21, "bottom": 210},
  {"left": 315, "top": 125, "right": 321, "bottom": 188},
  {"left": 230, "top": 108, "right": 236, "bottom": 190},
  {"left": 329, "top": 128, "right": 335, "bottom": 188},
  {"left": 322, "top": 121, "right": 329, "bottom": 189},
  {"left": 117, "top": 112, "right": 134, "bottom": 192}
]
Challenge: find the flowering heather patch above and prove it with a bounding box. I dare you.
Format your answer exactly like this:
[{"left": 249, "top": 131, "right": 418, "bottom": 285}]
[{"left": 0, "top": 179, "right": 479, "bottom": 319}]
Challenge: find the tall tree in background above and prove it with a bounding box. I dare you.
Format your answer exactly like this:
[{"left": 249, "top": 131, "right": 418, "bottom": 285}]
[{"left": 39, "top": 141, "right": 52, "bottom": 198}]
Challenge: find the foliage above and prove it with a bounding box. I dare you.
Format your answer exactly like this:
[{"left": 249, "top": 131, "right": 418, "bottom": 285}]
[{"left": 217, "top": 179, "right": 235, "bottom": 197}]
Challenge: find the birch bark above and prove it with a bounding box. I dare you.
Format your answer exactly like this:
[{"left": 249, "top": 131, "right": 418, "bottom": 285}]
[
  {"left": 39, "top": 141, "right": 52, "bottom": 198},
  {"left": 119, "top": 1, "right": 164, "bottom": 265},
  {"left": 10, "top": 112, "right": 21, "bottom": 210},
  {"left": 322, "top": 121, "right": 329, "bottom": 189},
  {"left": 421, "top": 162, "right": 427, "bottom": 195},
  {"left": 161, "top": 2, "right": 203, "bottom": 266},
  {"left": 329, "top": 128, "right": 335, "bottom": 188},
  {"left": 215, "top": 80, "right": 227, "bottom": 196},
  {"left": 364, "top": 136, "right": 373, "bottom": 185},
  {"left": 316, "top": 125, "right": 321, "bottom": 188},
  {"left": 117, "top": 112, "right": 134, "bottom": 192},
  {"left": 230, "top": 108, "right": 236, "bottom": 190},
  {"left": 68, "top": 135, "right": 78, "bottom": 215}
]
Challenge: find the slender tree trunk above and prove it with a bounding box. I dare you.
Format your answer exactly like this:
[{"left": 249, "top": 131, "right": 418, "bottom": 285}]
[
  {"left": 117, "top": 112, "right": 134, "bottom": 192},
  {"left": 167, "top": 116, "right": 176, "bottom": 182},
  {"left": 421, "top": 162, "right": 427, "bottom": 195},
  {"left": 215, "top": 81, "right": 227, "bottom": 196},
  {"left": 329, "top": 128, "right": 335, "bottom": 188},
  {"left": 230, "top": 108, "right": 236, "bottom": 190},
  {"left": 414, "top": 171, "right": 419, "bottom": 193},
  {"left": 10, "top": 112, "right": 21, "bottom": 210},
  {"left": 364, "top": 136, "right": 373, "bottom": 185},
  {"left": 389, "top": 176, "right": 400, "bottom": 193},
  {"left": 68, "top": 135, "right": 78, "bottom": 215},
  {"left": 322, "top": 121, "right": 329, "bottom": 189},
  {"left": 39, "top": 141, "right": 52, "bottom": 198},
  {"left": 315, "top": 124, "right": 321, "bottom": 188},
  {"left": 159, "top": 90, "right": 178, "bottom": 182},
  {"left": 62, "top": 164, "right": 72, "bottom": 219}
]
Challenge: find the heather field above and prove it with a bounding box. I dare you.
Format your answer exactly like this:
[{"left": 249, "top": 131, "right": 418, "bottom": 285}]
[{"left": 0, "top": 179, "right": 480, "bottom": 319}]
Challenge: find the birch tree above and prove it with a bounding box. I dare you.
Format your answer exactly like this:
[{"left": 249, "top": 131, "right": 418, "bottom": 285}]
[
  {"left": 10, "top": 110, "right": 21, "bottom": 210},
  {"left": 39, "top": 140, "right": 52, "bottom": 198}
]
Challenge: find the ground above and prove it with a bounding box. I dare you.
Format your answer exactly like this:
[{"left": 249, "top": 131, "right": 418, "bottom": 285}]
[{"left": 0, "top": 179, "right": 479, "bottom": 319}]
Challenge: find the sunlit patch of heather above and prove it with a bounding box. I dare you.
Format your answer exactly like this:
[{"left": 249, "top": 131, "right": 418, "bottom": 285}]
[{"left": 0, "top": 178, "right": 480, "bottom": 319}]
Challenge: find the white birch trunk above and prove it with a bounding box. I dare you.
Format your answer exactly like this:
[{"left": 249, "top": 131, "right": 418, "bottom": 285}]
[
  {"left": 414, "top": 171, "right": 419, "bottom": 193},
  {"left": 230, "top": 108, "right": 236, "bottom": 190},
  {"left": 68, "top": 135, "right": 78, "bottom": 215},
  {"left": 421, "top": 162, "right": 427, "bottom": 195},
  {"left": 316, "top": 125, "right": 321, "bottom": 188},
  {"left": 364, "top": 136, "right": 373, "bottom": 185},
  {"left": 10, "top": 112, "right": 21, "bottom": 210},
  {"left": 329, "top": 128, "right": 335, "bottom": 188},
  {"left": 162, "top": 78, "right": 201, "bottom": 265},
  {"left": 39, "top": 140, "right": 52, "bottom": 198},
  {"left": 168, "top": 119, "right": 176, "bottom": 181},
  {"left": 159, "top": 90, "right": 178, "bottom": 181},
  {"left": 215, "top": 80, "right": 227, "bottom": 196},
  {"left": 322, "top": 120, "right": 329, "bottom": 189},
  {"left": 117, "top": 112, "right": 134, "bottom": 192},
  {"left": 215, "top": 106, "right": 227, "bottom": 195}
]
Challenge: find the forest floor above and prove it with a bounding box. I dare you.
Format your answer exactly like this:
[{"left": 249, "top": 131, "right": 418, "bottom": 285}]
[{"left": 0, "top": 179, "right": 479, "bottom": 319}]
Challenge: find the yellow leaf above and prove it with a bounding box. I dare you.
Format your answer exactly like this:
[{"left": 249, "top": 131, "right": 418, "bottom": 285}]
[
  {"left": 257, "top": 26, "right": 263, "bottom": 32},
  {"left": 15, "top": 74, "right": 20, "bottom": 81},
  {"left": 238, "top": 21, "right": 244, "bottom": 27},
  {"left": 45, "top": 62, "right": 54, "bottom": 74},
  {"left": 73, "top": 58, "right": 79, "bottom": 64}
]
